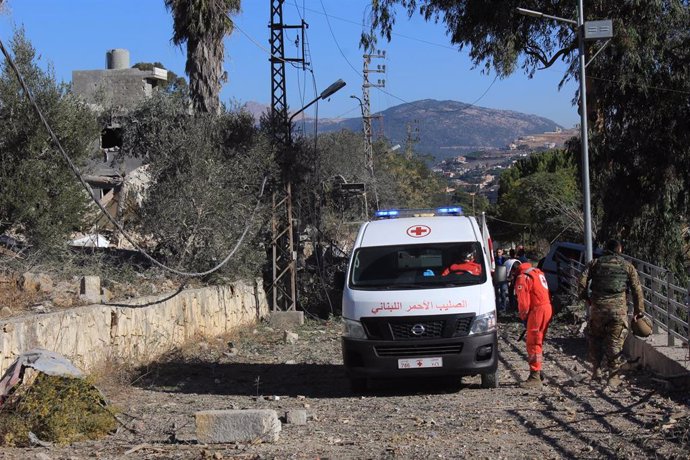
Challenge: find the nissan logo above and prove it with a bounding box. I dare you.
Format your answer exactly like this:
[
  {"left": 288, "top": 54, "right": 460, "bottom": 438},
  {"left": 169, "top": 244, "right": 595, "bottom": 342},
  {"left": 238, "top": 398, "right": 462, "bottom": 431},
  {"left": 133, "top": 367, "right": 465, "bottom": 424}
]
[{"left": 410, "top": 324, "right": 426, "bottom": 336}]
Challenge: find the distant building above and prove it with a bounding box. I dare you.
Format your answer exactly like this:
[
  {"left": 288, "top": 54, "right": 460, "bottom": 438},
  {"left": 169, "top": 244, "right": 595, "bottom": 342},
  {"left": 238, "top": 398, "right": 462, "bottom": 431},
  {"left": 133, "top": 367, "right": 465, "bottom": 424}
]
[
  {"left": 71, "top": 49, "right": 167, "bottom": 246},
  {"left": 72, "top": 49, "right": 167, "bottom": 112}
]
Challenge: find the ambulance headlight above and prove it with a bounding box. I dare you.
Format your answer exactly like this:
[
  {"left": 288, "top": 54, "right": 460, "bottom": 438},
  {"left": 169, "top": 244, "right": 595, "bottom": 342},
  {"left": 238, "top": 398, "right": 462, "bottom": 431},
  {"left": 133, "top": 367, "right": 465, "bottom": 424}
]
[
  {"left": 342, "top": 318, "right": 367, "bottom": 339},
  {"left": 470, "top": 311, "right": 496, "bottom": 334}
]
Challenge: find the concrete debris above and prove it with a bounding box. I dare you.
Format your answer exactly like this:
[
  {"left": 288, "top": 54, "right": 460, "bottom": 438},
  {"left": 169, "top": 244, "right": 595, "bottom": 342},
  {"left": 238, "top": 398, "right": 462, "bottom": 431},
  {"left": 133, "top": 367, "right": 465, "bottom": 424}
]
[
  {"left": 284, "top": 330, "right": 299, "bottom": 345},
  {"left": 19, "top": 272, "right": 53, "bottom": 293},
  {"left": 285, "top": 410, "right": 308, "bottom": 425}
]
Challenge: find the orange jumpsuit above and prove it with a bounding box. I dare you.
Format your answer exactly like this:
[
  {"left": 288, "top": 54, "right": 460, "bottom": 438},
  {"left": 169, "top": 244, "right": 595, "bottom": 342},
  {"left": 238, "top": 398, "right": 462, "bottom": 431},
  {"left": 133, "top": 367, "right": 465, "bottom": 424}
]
[
  {"left": 514, "top": 264, "right": 553, "bottom": 372},
  {"left": 441, "top": 261, "right": 482, "bottom": 276}
]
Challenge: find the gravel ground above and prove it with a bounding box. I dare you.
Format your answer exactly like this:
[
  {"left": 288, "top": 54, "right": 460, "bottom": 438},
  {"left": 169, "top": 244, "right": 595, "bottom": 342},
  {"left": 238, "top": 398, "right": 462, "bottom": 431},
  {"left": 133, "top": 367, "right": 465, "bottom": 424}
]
[{"left": 2, "top": 313, "right": 689, "bottom": 459}]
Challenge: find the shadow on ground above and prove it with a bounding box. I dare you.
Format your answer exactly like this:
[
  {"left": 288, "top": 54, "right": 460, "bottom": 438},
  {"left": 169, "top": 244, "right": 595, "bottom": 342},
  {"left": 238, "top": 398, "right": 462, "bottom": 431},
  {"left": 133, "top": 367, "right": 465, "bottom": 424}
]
[{"left": 132, "top": 361, "right": 472, "bottom": 399}]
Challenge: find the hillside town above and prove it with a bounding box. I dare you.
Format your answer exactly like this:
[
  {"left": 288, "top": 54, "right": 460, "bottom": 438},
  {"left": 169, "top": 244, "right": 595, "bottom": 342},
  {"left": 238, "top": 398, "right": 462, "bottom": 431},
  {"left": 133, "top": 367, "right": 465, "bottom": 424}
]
[{"left": 434, "top": 128, "right": 579, "bottom": 202}]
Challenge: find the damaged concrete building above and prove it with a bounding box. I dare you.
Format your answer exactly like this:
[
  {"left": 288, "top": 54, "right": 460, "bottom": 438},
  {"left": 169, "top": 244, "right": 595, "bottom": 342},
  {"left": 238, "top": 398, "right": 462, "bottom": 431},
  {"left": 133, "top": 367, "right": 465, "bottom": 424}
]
[{"left": 71, "top": 49, "right": 167, "bottom": 247}]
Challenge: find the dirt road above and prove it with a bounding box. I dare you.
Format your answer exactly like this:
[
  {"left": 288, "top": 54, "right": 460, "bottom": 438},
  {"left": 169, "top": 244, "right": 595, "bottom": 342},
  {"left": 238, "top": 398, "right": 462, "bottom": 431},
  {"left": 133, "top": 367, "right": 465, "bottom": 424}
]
[{"left": 2, "top": 316, "right": 689, "bottom": 459}]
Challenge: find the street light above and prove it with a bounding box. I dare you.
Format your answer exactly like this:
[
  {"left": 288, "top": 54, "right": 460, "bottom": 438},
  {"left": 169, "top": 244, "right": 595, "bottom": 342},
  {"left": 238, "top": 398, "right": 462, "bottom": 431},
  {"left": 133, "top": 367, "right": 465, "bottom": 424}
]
[
  {"left": 517, "top": 3, "right": 612, "bottom": 263},
  {"left": 289, "top": 78, "right": 346, "bottom": 124}
]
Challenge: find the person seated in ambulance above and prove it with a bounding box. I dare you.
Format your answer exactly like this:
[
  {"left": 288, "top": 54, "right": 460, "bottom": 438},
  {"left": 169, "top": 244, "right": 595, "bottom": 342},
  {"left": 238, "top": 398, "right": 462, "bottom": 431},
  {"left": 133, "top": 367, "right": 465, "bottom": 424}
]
[{"left": 441, "top": 251, "right": 482, "bottom": 276}]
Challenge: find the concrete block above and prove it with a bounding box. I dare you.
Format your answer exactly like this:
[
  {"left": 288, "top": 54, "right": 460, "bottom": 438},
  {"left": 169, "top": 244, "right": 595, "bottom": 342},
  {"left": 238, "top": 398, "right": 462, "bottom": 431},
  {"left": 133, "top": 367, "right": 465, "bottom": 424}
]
[
  {"left": 196, "top": 409, "right": 281, "bottom": 443},
  {"left": 269, "top": 311, "right": 304, "bottom": 329},
  {"left": 285, "top": 410, "right": 307, "bottom": 425},
  {"left": 80, "top": 276, "right": 101, "bottom": 304}
]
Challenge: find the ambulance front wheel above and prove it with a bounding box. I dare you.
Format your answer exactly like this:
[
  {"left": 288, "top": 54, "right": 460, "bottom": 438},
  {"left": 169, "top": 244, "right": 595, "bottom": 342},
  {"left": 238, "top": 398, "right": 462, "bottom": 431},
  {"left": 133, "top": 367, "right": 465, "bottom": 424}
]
[{"left": 480, "top": 371, "right": 498, "bottom": 389}]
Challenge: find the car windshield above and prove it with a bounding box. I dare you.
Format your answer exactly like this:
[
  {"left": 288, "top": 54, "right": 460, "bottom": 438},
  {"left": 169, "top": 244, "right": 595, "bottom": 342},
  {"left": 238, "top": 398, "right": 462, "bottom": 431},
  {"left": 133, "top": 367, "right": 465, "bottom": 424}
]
[{"left": 350, "top": 242, "right": 486, "bottom": 289}]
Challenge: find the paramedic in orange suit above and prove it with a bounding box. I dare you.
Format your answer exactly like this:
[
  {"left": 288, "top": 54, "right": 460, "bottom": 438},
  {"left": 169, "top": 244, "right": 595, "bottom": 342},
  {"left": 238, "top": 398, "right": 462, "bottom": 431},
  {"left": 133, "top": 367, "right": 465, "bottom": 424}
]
[
  {"left": 513, "top": 262, "right": 553, "bottom": 389},
  {"left": 441, "top": 252, "right": 482, "bottom": 276}
]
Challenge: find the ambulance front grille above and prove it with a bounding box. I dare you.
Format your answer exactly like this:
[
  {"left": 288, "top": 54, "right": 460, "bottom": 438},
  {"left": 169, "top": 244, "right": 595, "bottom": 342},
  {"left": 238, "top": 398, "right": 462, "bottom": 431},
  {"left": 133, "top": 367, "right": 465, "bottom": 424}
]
[
  {"left": 454, "top": 316, "right": 473, "bottom": 336},
  {"left": 389, "top": 320, "right": 444, "bottom": 339},
  {"left": 375, "top": 343, "right": 463, "bottom": 357}
]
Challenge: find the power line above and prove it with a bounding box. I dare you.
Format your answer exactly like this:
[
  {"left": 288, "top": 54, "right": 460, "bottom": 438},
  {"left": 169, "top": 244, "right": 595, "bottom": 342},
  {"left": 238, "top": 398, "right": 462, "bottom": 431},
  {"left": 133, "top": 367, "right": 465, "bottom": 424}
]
[
  {"left": 234, "top": 6, "right": 498, "bottom": 112},
  {"left": 586, "top": 74, "right": 690, "bottom": 96},
  {"left": 285, "top": 1, "right": 458, "bottom": 51},
  {"left": 486, "top": 215, "right": 532, "bottom": 227}
]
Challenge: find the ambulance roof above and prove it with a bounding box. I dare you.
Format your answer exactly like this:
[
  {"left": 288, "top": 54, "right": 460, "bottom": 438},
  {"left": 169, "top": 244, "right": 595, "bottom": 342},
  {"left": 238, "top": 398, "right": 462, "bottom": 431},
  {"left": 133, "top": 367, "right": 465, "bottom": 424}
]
[{"left": 356, "top": 215, "right": 480, "bottom": 247}]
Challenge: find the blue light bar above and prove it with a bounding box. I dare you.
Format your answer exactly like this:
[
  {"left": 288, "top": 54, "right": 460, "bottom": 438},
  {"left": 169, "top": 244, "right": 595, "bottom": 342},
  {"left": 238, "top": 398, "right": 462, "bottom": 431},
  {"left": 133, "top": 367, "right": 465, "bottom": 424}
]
[
  {"left": 436, "top": 206, "right": 463, "bottom": 215},
  {"left": 375, "top": 209, "right": 400, "bottom": 219}
]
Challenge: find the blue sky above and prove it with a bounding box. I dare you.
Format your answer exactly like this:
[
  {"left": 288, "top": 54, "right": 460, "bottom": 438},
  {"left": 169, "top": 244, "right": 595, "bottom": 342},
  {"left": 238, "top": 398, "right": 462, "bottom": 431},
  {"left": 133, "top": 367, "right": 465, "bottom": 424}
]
[{"left": 0, "top": 0, "right": 579, "bottom": 127}]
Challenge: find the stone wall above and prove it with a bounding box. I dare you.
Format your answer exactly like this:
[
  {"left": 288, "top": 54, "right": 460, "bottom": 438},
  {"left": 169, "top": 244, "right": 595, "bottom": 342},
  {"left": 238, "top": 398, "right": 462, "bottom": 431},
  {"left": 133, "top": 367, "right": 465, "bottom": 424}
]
[{"left": 0, "top": 280, "right": 268, "bottom": 375}]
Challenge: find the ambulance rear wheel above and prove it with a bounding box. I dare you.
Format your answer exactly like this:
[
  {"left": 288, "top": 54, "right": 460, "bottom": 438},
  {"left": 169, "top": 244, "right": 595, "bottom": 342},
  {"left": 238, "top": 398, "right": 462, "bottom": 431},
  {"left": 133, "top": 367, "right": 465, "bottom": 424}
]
[{"left": 480, "top": 371, "right": 498, "bottom": 389}]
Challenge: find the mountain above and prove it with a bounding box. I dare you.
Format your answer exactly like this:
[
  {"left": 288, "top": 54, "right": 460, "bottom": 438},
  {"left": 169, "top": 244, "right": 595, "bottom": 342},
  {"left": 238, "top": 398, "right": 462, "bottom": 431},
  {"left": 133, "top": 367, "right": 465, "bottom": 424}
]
[
  {"left": 244, "top": 99, "right": 564, "bottom": 160},
  {"left": 303, "top": 99, "right": 564, "bottom": 160}
]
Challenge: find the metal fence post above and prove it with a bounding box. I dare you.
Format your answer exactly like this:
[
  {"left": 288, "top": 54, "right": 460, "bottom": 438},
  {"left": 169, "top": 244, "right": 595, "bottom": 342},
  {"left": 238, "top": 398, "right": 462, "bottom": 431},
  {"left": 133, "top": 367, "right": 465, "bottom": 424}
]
[
  {"left": 686, "top": 283, "right": 690, "bottom": 346},
  {"left": 650, "top": 266, "right": 659, "bottom": 334},
  {"left": 666, "top": 270, "right": 674, "bottom": 346}
]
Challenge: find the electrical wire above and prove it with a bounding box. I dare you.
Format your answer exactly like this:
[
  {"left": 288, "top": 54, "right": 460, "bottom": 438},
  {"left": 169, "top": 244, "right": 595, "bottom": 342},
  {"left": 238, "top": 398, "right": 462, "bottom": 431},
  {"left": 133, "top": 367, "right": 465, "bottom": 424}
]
[
  {"left": 586, "top": 74, "right": 690, "bottom": 96},
  {"left": 485, "top": 215, "right": 532, "bottom": 226},
  {"left": 0, "top": 36, "right": 267, "bottom": 278},
  {"left": 286, "top": 0, "right": 458, "bottom": 51},
  {"left": 234, "top": 5, "right": 500, "bottom": 113},
  {"left": 318, "top": 0, "right": 408, "bottom": 105}
]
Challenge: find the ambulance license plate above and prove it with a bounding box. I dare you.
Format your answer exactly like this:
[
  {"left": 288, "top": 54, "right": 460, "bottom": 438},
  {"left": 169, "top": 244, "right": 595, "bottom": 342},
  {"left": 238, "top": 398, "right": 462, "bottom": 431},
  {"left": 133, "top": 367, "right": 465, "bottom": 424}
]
[{"left": 398, "top": 357, "right": 443, "bottom": 369}]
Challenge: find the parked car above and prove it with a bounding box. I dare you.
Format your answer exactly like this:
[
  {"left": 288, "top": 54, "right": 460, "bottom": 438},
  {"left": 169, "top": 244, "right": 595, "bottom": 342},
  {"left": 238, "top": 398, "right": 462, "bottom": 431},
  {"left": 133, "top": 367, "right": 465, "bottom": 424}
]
[{"left": 537, "top": 242, "right": 602, "bottom": 293}]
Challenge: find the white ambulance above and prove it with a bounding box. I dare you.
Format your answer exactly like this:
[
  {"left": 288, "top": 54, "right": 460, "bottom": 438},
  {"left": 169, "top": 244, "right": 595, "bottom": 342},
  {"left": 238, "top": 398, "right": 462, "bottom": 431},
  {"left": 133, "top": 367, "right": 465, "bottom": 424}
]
[{"left": 341, "top": 207, "right": 499, "bottom": 391}]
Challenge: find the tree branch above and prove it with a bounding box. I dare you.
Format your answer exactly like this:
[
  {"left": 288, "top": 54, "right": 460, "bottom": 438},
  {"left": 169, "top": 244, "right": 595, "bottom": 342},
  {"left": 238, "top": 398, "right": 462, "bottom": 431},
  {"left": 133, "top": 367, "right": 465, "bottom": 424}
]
[{"left": 525, "top": 42, "right": 578, "bottom": 70}]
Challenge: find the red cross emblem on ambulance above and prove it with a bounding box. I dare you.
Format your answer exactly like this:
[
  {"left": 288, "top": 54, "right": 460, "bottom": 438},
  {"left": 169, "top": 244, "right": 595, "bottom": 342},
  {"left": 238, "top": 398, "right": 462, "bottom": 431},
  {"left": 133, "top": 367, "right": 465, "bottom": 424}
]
[{"left": 406, "top": 225, "right": 431, "bottom": 238}]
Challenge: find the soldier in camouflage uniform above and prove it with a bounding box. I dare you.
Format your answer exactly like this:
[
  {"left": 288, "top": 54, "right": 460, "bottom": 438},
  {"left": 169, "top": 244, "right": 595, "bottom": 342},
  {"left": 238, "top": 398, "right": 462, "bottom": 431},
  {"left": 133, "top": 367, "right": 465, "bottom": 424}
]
[{"left": 578, "top": 239, "right": 644, "bottom": 387}]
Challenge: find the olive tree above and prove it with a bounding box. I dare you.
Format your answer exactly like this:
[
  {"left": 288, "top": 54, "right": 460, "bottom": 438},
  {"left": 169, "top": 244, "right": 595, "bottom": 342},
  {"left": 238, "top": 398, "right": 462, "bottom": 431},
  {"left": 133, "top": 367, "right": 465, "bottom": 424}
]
[
  {"left": 0, "top": 29, "right": 99, "bottom": 249},
  {"left": 120, "top": 92, "right": 277, "bottom": 279}
]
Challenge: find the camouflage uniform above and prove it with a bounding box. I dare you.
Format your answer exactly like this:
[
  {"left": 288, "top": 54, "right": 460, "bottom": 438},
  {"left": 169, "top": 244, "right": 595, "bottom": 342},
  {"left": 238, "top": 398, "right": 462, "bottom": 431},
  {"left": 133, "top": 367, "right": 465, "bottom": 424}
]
[{"left": 578, "top": 253, "right": 644, "bottom": 376}]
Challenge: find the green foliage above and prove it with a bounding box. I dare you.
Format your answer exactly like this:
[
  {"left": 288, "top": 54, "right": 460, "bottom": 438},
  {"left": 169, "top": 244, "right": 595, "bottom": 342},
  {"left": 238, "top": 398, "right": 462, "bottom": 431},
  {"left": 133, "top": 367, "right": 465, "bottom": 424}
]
[
  {"left": 121, "top": 92, "right": 277, "bottom": 278},
  {"left": 0, "top": 373, "right": 116, "bottom": 446},
  {"left": 0, "top": 29, "right": 99, "bottom": 249},
  {"left": 585, "top": 3, "right": 690, "bottom": 277},
  {"left": 291, "top": 130, "right": 446, "bottom": 227},
  {"left": 364, "top": 0, "right": 690, "bottom": 277},
  {"left": 449, "top": 189, "right": 490, "bottom": 216},
  {"left": 375, "top": 142, "right": 447, "bottom": 209},
  {"left": 287, "top": 130, "right": 446, "bottom": 316},
  {"left": 495, "top": 150, "right": 580, "bottom": 243},
  {"left": 362, "top": 0, "right": 578, "bottom": 78}
]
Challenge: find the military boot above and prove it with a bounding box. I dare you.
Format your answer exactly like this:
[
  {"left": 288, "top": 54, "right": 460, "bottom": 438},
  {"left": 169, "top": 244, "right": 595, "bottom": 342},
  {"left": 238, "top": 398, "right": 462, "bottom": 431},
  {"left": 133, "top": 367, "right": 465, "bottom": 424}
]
[
  {"left": 590, "top": 367, "right": 601, "bottom": 383},
  {"left": 520, "top": 370, "right": 543, "bottom": 389},
  {"left": 607, "top": 371, "right": 622, "bottom": 388}
]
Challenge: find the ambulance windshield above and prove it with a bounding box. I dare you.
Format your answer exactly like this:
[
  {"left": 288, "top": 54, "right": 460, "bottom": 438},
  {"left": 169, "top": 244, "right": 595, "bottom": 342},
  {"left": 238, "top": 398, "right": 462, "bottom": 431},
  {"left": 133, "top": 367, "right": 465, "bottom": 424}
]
[{"left": 350, "top": 242, "right": 486, "bottom": 289}]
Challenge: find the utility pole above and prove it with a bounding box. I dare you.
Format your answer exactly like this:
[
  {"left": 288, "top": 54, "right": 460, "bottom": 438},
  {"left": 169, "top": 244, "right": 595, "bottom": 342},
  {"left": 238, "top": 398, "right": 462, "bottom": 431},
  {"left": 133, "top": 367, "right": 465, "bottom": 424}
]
[
  {"left": 361, "top": 50, "right": 385, "bottom": 210},
  {"left": 269, "top": 0, "right": 307, "bottom": 312}
]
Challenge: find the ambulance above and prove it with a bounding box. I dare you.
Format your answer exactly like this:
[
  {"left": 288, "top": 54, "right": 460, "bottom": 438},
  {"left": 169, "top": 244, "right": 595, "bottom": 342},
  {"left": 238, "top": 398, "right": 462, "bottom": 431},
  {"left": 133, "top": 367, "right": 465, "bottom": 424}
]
[{"left": 341, "top": 207, "right": 499, "bottom": 391}]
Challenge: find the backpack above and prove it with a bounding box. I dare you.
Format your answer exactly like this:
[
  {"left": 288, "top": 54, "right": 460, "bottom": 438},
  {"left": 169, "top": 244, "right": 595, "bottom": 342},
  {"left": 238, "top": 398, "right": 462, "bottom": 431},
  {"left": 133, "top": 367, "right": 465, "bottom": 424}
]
[{"left": 589, "top": 254, "right": 628, "bottom": 295}]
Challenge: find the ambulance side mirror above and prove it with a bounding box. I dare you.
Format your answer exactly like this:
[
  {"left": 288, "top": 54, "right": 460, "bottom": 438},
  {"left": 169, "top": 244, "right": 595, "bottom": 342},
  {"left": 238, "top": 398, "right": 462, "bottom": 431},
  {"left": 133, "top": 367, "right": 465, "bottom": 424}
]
[
  {"left": 492, "top": 265, "right": 507, "bottom": 285},
  {"left": 334, "top": 271, "right": 346, "bottom": 289}
]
